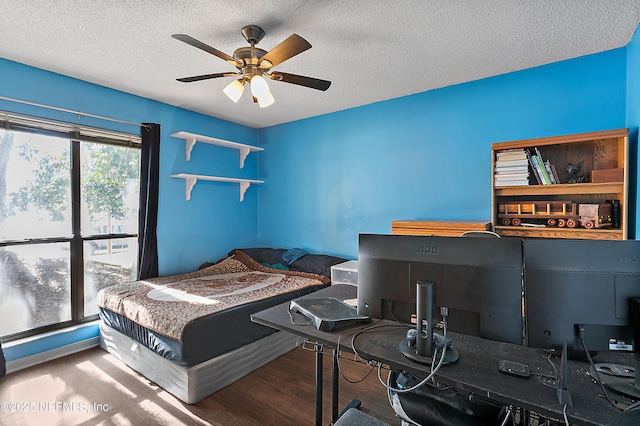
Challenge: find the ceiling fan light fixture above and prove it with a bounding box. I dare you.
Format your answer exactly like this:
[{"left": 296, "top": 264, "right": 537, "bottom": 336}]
[
  {"left": 257, "top": 91, "right": 275, "bottom": 108},
  {"left": 250, "top": 75, "right": 270, "bottom": 98},
  {"left": 223, "top": 79, "right": 245, "bottom": 103},
  {"left": 174, "top": 25, "right": 331, "bottom": 108}
]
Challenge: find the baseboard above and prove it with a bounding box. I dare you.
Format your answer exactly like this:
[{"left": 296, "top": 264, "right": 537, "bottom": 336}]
[{"left": 5, "top": 336, "right": 99, "bottom": 374}]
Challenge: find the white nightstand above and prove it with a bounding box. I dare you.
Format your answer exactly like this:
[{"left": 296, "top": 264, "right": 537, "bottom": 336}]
[{"left": 330, "top": 260, "right": 358, "bottom": 286}]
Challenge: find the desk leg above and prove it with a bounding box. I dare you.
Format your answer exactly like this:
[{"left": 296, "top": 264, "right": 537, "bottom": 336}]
[
  {"left": 333, "top": 349, "right": 362, "bottom": 420},
  {"left": 316, "top": 345, "right": 323, "bottom": 426},
  {"left": 332, "top": 349, "right": 339, "bottom": 423}
]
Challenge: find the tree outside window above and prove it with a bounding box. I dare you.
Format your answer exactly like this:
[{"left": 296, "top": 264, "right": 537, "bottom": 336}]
[{"left": 0, "top": 128, "right": 140, "bottom": 338}]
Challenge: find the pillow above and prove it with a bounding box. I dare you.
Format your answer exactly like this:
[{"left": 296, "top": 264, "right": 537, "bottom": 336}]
[
  {"left": 282, "top": 248, "right": 308, "bottom": 265},
  {"left": 227, "top": 247, "right": 288, "bottom": 265},
  {"left": 261, "top": 262, "right": 289, "bottom": 270},
  {"left": 289, "top": 254, "right": 349, "bottom": 278},
  {"left": 228, "top": 247, "right": 272, "bottom": 263},
  {"left": 198, "top": 261, "right": 216, "bottom": 270},
  {"left": 259, "top": 249, "right": 288, "bottom": 265}
]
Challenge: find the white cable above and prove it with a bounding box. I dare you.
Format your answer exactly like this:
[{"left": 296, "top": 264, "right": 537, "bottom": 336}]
[
  {"left": 377, "top": 316, "right": 449, "bottom": 393},
  {"left": 386, "top": 368, "right": 394, "bottom": 407},
  {"left": 499, "top": 406, "right": 513, "bottom": 426}
]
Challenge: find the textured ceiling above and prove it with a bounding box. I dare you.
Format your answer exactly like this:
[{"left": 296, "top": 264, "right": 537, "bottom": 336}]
[{"left": 1, "top": 1, "right": 639, "bottom": 129}]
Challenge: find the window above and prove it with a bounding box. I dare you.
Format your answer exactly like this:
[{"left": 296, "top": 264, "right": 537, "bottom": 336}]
[{"left": 0, "top": 112, "right": 141, "bottom": 339}]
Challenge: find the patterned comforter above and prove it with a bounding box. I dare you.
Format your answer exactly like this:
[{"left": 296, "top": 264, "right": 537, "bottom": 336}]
[{"left": 97, "top": 251, "right": 329, "bottom": 342}]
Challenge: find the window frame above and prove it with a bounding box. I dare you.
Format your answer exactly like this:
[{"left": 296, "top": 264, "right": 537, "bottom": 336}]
[{"left": 0, "top": 111, "right": 141, "bottom": 341}]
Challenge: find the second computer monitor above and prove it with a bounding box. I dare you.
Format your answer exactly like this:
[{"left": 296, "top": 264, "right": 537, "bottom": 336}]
[{"left": 524, "top": 238, "right": 640, "bottom": 353}]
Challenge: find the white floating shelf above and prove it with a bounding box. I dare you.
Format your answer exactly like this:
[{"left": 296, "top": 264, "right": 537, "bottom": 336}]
[
  {"left": 171, "top": 173, "right": 263, "bottom": 202},
  {"left": 171, "top": 131, "right": 263, "bottom": 167}
]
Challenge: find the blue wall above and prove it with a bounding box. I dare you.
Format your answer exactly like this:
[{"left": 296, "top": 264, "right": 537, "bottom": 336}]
[
  {"left": 257, "top": 48, "right": 630, "bottom": 258},
  {"left": 627, "top": 25, "right": 640, "bottom": 238},
  {"left": 156, "top": 108, "right": 260, "bottom": 275},
  {"left": 0, "top": 58, "right": 260, "bottom": 277}
]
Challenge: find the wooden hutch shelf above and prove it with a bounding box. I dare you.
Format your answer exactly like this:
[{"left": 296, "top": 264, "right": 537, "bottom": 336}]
[
  {"left": 494, "top": 226, "right": 624, "bottom": 241},
  {"left": 392, "top": 220, "right": 492, "bottom": 237},
  {"left": 491, "top": 128, "right": 629, "bottom": 240},
  {"left": 494, "top": 182, "right": 624, "bottom": 197}
]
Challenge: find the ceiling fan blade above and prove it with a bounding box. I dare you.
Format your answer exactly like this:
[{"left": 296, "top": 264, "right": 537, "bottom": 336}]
[
  {"left": 172, "top": 34, "right": 240, "bottom": 66},
  {"left": 271, "top": 72, "right": 331, "bottom": 91},
  {"left": 260, "top": 34, "right": 311, "bottom": 68},
  {"left": 176, "top": 72, "right": 236, "bottom": 83}
]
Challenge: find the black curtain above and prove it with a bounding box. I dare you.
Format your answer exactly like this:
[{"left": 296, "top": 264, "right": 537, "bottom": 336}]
[
  {"left": 137, "top": 123, "right": 160, "bottom": 280},
  {"left": 0, "top": 338, "right": 6, "bottom": 377}
]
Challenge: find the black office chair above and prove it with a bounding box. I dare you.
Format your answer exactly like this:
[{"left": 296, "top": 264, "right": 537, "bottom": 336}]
[
  {"left": 388, "top": 371, "right": 508, "bottom": 426},
  {"left": 459, "top": 230, "right": 501, "bottom": 238},
  {"left": 332, "top": 407, "right": 391, "bottom": 426}
]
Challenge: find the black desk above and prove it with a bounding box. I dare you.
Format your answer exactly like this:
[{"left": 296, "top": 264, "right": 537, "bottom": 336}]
[{"left": 251, "top": 284, "right": 640, "bottom": 426}]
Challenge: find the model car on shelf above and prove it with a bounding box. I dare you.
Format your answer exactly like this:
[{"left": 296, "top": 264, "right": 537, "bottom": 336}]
[{"left": 497, "top": 201, "right": 612, "bottom": 229}]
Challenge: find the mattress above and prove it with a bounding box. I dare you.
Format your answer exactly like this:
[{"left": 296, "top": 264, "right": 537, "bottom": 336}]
[
  {"left": 98, "top": 284, "right": 322, "bottom": 366},
  {"left": 97, "top": 251, "right": 328, "bottom": 366},
  {"left": 99, "top": 322, "right": 299, "bottom": 404}
]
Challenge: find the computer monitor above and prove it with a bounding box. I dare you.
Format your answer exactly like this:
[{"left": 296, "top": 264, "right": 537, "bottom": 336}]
[
  {"left": 357, "top": 234, "right": 524, "bottom": 345},
  {"left": 524, "top": 239, "right": 640, "bottom": 353}
]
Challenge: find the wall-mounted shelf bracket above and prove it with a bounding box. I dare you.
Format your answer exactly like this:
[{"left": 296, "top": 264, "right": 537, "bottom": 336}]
[
  {"left": 171, "top": 131, "right": 263, "bottom": 167},
  {"left": 171, "top": 173, "right": 263, "bottom": 202}
]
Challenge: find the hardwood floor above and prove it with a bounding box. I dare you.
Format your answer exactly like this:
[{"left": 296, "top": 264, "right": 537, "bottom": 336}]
[{"left": 0, "top": 346, "right": 399, "bottom": 425}]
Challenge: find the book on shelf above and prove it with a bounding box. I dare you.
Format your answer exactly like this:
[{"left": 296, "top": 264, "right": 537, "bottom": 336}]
[
  {"left": 495, "top": 158, "right": 529, "bottom": 167},
  {"left": 495, "top": 149, "right": 528, "bottom": 161},
  {"left": 494, "top": 179, "right": 529, "bottom": 187},
  {"left": 544, "top": 160, "right": 557, "bottom": 184},
  {"left": 494, "top": 167, "right": 529, "bottom": 176},
  {"left": 495, "top": 172, "right": 529, "bottom": 180},
  {"left": 494, "top": 148, "right": 530, "bottom": 187},
  {"left": 524, "top": 148, "right": 558, "bottom": 185},
  {"left": 551, "top": 164, "right": 560, "bottom": 183},
  {"left": 494, "top": 174, "right": 529, "bottom": 186},
  {"left": 534, "top": 147, "right": 554, "bottom": 185},
  {"left": 525, "top": 149, "right": 543, "bottom": 184}
]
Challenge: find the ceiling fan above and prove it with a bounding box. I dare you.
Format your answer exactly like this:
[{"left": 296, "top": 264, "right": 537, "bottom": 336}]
[{"left": 172, "top": 25, "right": 331, "bottom": 108}]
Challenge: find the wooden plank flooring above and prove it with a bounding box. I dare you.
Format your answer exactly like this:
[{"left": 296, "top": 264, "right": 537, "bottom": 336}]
[{"left": 0, "top": 346, "right": 399, "bottom": 425}]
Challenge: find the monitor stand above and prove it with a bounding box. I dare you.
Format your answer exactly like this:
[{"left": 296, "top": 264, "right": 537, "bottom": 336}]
[
  {"left": 594, "top": 297, "right": 640, "bottom": 401},
  {"left": 590, "top": 364, "right": 639, "bottom": 400},
  {"left": 556, "top": 341, "right": 573, "bottom": 407},
  {"left": 399, "top": 281, "right": 458, "bottom": 366}
]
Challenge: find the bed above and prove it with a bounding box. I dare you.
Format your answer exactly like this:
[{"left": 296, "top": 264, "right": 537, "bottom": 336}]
[{"left": 97, "top": 248, "right": 347, "bottom": 403}]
